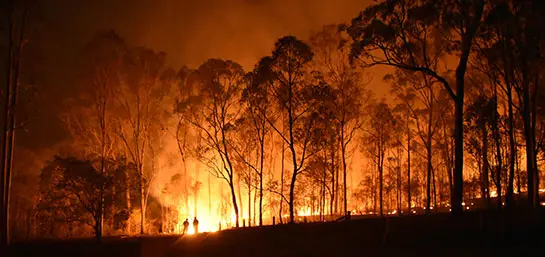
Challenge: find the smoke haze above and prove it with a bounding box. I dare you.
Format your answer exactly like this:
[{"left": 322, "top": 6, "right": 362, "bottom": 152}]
[{"left": 20, "top": 0, "right": 373, "bottom": 150}]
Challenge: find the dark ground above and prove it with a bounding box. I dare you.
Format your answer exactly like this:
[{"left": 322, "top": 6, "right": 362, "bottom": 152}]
[{"left": 5, "top": 209, "right": 545, "bottom": 257}]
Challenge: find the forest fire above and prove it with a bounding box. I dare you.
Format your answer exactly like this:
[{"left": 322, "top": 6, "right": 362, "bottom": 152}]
[{"left": 2, "top": 1, "right": 545, "bottom": 254}]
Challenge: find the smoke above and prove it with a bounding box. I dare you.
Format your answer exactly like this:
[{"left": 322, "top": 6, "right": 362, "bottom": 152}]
[{"left": 133, "top": 0, "right": 371, "bottom": 69}]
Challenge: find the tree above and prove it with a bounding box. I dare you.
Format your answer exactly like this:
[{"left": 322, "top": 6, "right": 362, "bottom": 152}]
[
  {"left": 1, "top": 0, "right": 35, "bottom": 247},
  {"left": 391, "top": 80, "right": 417, "bottom": 211},
  {"left": 116, "top": 47, "right": 170, "bottom": 234},
  {"left": 36, "top": 156, "right": 127, "bottom": 240},
  {"left": 254, "top": 36, "right": 318, "bottom": 223},
  {"left": 362, "top": 100, "right": 397, "bottom": 216},
  {"left": 62, "top": 30, "right": 126, "bottom": 238},
  {"left": 185, "top": 59, "right": 245, "bottom": 228},
  {"left": 388, "top": 71, "right": 443, "bottom": 213},
  {"left": 238, "top": 71, "right": 271, "bottom": 226},
  {"left": 172, "top": 66, "right": 194, "bottom": 220},
  {"left": 480, "top": 0, "right": 545, "bottom": 209},
  {"left": 308, "top": 24, "right": 369, "bottom": 215},
  {"left": 346, "top": 0, "right": 485, "bottom": 214}
]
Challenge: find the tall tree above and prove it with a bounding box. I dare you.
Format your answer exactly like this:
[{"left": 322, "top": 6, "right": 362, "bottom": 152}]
[
  {"left": 346, "top": 0, "right": 485, "bottom": 214},
  {"left": 234, "top": 72, "right": 272, "bottom": 226},
  {"left": 480, "top": 0, "right": 544, "bottom": 209},
  {"left": 62, "top": 30, "right": 126, "bottom": 239},
  {"left": 116, "top": 47, "right": 170, "bottom": 234},
  {"left": 362, "top": 100, "right": 397, "bottom": 216},
  {"left": 309, "top": 25, "right": 368, "bottom": 215},
  {"left": 1, "top": 0, "right": 34, "bottom": 247},
  {"left": 185, "top": 59, "right": 245, "bottom": 228},
  {"left": 254, "top": 36, "right": 318, "bottom": 223},
  {"left": 388, "top": 71, "right": 443, "bottom": 213}
]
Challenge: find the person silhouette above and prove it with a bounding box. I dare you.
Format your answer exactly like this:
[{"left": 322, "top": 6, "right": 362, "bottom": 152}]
[
  {"left": 182, "top": 219, "right": 189, "bottom": 235},
  {"left": 193, "top": 217, "right": 199, "bottom": 234}
]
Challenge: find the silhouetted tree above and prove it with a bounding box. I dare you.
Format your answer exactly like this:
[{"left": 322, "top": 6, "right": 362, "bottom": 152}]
[
  {"left": 1, "top": 0, "right": 35, "bottom": 247},
  {"left": 346, "top": 0, "right": 485, "bottom": 214},
  {"left": 254, "top": 36, "right": 317, "bottom": 223},
  {"left": 185, "top": 59, "right": 245, "bottom": 228},
  {"left": 36, "top": 156, "right": 128, "bottom": 240},
  {"left": 362, "top": 100, "right": 397, "bottom": 216},
  {"left": 309, "top": 25, "right": 369, "bottom": 215}
]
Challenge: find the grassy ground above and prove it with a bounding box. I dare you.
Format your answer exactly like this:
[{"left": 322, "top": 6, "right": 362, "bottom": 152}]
[{"left": 6, "top": 209, "right": 545, "bottom": 257}]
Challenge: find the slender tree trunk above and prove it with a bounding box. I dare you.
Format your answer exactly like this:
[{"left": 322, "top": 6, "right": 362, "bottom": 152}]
[
  {"left": 0, "top": 2, "right": 15, "bottom": 248},
  {"left": 432, "top": 167, "right": 437, "bottom": 210},
  {"left": 522, "top": 73, "right": 537, "bottom": 210},
  {"left": 482, "top": 123, "right": 490, "bottom": 205},
  {"left": 139, "top": 166, "right": 145, "bottom": 234},
  {"left": 236, "top": 173, "right": 243, "bottom": 226},
  {"left": 531, "top": 74, "right": 539, "bottom": 205},
  {"left": 341, "top": 131, "right": 348, "bottom": 215},
  {"left": 500, "top": 28, "right": 517, "bottom": 208},
  {"left": 426, "top": 86, "right": 434, "bottom": 214},
  {"left": 289, "top": 142, "right": 298, "bottom": 224},
  {"left": 379, "top": 141, "right": 384, "bottom": 217},
  {"left": 407, "top": 118, "right": 411, "bottom": 211},
  {"left": 229, "top": 175, "right": 240, "bottom": 228},
  {"left": 248, "top": 167, "right": 251, "bottom": 227},
  {"left": 4, "top": 14, "right": 27, "bottom": 247},
  {"left": 259, "top": 134, "right": 264, "bottom": 226},
  {"left": 124, "top": 152, "right": 131, "bottom": 234},
  {"left": 515, "top": 135, "right": 521, "bottom": 195},
  {"left": 329, "top": 150, "right": 334, "bottom": 217},
  {"left": 279, "top": 139, "right": 284, "bottom": 224},
  {"left": 334, "top": 149, "right": 339, "bottom": 214},
  {"left": 287, "top": 107, "right": 298, "bottom": 223}
]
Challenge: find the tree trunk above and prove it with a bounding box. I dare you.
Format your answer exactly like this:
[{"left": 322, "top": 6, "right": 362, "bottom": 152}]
[
  {"left": 229, "top": 176, "right": 240, "bottom": 228},
  {"left": 259, "top": 135, "right": 264, "bottom": 226},
  {"left": 329, "top": 150, "right": 334, "bottom": 216},
  {"left": 523, "top": 72, "right": 538, "bottom": 210},
  {"left": 279, "top": 139, "right": 284, "bottom": 224},
  {"left": 124, "top": 154, "right": 131, "bottom": 234},
  {"left": 341, "top": 131, "right": 348, "bottom": 215},
  {"left": 0, "top": 3, "right": 15, "bottom": 248},
  {"left": 288, "top": 142, "right": 297, "bottom": 223},
  {"left": 248, "top": 168, "right": 251, "bottom": 227},
  {"left": 481, "top": 123, "right": 490, "bottom": 206},
  {"left": 379, "top": 141, "right": 384, "bottom": 217},
  {"left": 407, "top": 118, "right": 411, "bottom": 211},
  {"left": 452, "top": 66, "right": 466, "bottom": 215},
  {"left": 139, "top": 167, "right": 145, "bottom": 234},
  {"left": 451, "top": 1, "right": 483, "bottom": 213},
  {"left": 500, "top": 27, "right": 517, "bottom": 208}
]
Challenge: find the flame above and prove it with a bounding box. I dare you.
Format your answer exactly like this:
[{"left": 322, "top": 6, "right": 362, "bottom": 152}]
[{"left": 175, "top": 199, "right": 236, "bottom": 234}]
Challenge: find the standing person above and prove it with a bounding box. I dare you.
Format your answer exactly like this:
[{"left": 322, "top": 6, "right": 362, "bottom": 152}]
[
  {"left": 183, "top": 219, "right": 189, "bottom": 235},
  {"left": 193, "top": 217, "right": 199, "bottom": 234}
]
